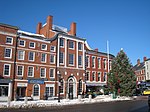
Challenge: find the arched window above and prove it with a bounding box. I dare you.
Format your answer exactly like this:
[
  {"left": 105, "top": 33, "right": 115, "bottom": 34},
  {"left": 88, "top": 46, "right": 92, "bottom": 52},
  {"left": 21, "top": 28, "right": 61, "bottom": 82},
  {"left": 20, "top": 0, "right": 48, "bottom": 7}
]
[{"left": 33, "top": 84, "right": 39, "bottom": 96}]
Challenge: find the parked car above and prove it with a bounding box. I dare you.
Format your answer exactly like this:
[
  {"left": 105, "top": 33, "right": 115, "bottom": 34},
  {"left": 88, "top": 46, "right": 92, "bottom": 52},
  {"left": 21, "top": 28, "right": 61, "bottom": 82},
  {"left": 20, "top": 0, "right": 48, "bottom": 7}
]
[{"left": 148, "top": 95, "right": 150, "bottom": 107}]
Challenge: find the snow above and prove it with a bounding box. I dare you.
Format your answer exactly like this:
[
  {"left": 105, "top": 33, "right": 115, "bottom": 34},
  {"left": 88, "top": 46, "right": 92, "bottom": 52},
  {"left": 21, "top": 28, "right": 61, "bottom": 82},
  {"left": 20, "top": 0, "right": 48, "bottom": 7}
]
[{"left": 0, "top": 95, "right": 132, "bottom": 109}]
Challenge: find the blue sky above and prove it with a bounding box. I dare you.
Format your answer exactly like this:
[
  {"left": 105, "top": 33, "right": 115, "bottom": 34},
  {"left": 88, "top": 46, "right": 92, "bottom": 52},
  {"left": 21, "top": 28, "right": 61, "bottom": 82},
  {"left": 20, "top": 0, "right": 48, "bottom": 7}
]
[{"left": 0, "top": 0, "right": 150, "bottom": 65}]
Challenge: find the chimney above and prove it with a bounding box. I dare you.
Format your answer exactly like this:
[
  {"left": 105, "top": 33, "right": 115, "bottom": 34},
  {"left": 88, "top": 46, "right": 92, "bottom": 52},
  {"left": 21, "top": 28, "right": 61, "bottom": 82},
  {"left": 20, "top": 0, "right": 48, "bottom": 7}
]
[
  {"left": 143, "top": 57, "right": 147, "bottom": 62},
  {"left": 47, "top": 15, "right": 53, "bottom": 31},
  {"left": 94, "top": 48, "right": 98, "bottom": 52},
  {"left": 137, "top": 59, "right": 140, "bottom": 65},
  {"left": 36, "top": 22, "right": 42, "bottom": 34},
  {"left": 70, "top": 22, "right": 76, "bottom": 36}
]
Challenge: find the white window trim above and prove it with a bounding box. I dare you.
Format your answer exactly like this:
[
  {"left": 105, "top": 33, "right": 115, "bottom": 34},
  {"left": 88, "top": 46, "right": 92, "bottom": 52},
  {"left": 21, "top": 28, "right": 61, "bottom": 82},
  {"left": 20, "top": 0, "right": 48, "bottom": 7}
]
[
  {"left": 17, "top": 65, "right": 24, "bottom": 77},
  {"left": 86, "top": 55, "right": 90, "bottom": 68},
  {"left": 103, "top": 58, "right": 107, "bottom": 70},
  {"left": 28, "top": 66, "right": 34, "bottom": 77},
  {"left": 60, "top": 38, "right": 64, "bottom": 48},
  {"left": 49, "top": 68, "right": 55, "bottom": 78},
  {"left": 69, "top": 54, "right": 74, "bottom": 66},
  {"left": 33, "top": 84, "right": 40, "bottom": 97},
  {"left": 41, "top": 53, "right": 47, "bottom": 63},
  {"left": 6, "top": 36, "right": 13, "bottom": 45},
  {"left": 40, "top": 68, "right": 46, "bottom": 78},
  {"left": 41, "top": 44, "right": 47, "bottom": 50},
  {"left": 50, "top": 55, "right": 55, "bottom": 64},
  {"left": 19, "top": 40, "right": 26, "bottom": 47},
  {"left": 28, "top": 51, "right": 35, "bottom": 61},
  {"left": 4, "top": 48, "right": 12, "bottom": 59},
  {"left": 69, "top": 41, "right": 75, "bottom": 50},
  {"left": 98, "top": 72, "right": 101, "bottom": 82},
  {"left": 86, "top": 71, "right": 90, "bottom": 81},
  {"left": 46, "top": 84, "right": 55, "bottom": 96},
  {"left": 18, "top": 50, "right": 25, "bottom": 60},
  {"left": 78, "top": 42, "right": 82, "bottom": 51},
  {"left": 50, "top": 46, "right": 56, "bottom": 52},
  {"left": 29, "top": 42, "right": 35, "bottom": 48},
  {"left": 78, "top": 55, "right": 82, "bottom": 67},
  {"left": 98, "top": 57, "right": 101, "bottom": 69},
  {"left": 59, "top": 52, "right": 64, "bottom": 65},
  {"left": 3, "top": 64, "right": 11, "bottom": 76},
  {"left": 92, "top": 56, "right": 96, "bottom": 68},
  {"left": 92, "top": 71, "right": 96, "bottom": 82}
]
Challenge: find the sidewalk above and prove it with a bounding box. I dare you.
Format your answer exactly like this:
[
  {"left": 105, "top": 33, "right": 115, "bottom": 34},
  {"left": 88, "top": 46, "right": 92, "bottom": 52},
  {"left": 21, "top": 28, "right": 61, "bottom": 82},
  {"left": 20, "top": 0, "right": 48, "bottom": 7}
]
[{"left": 0, "top": 95, "right": 132, "bottom": 109}]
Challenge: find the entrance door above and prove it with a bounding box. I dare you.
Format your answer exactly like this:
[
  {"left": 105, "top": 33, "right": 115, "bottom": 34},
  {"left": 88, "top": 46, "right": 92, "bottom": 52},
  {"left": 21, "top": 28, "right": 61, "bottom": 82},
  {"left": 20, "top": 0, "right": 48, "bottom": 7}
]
[
  {"left": 17, "top": 87, "right": 26, "bottom": 97},
  {"left": 69, "top": 79, "right": 73, "bottom": 99}
]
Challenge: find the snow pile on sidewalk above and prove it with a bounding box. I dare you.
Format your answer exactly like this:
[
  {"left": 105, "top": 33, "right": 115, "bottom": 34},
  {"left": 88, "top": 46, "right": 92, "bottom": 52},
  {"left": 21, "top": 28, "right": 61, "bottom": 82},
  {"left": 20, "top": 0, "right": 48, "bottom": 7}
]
[{"left": 0, "top": 95, "right": 132, "bottom": 109}]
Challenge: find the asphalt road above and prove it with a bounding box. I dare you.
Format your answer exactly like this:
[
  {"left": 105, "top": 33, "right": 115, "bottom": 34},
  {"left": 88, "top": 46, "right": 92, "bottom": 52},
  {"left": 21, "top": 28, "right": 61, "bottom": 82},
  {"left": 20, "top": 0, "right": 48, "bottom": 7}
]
[{"left": 0, "top": 99, "right": 149, "bottom": 112}]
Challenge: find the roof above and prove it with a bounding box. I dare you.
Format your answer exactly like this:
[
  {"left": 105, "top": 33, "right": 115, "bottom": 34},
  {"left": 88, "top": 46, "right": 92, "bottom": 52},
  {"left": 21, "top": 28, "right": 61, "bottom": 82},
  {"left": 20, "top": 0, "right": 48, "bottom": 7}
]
[
  {"left": 133, "top": 62, "right": 145, "bottom": 71},
  {"left": 0, "top": 23, "right": 19, "bottom": 30}
]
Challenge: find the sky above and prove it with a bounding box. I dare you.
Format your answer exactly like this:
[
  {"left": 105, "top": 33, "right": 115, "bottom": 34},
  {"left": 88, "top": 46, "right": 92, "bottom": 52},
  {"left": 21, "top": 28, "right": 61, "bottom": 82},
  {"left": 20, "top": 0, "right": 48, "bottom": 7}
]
[{"left": 0, "top": 0, "right": 150, "bottom": 65}]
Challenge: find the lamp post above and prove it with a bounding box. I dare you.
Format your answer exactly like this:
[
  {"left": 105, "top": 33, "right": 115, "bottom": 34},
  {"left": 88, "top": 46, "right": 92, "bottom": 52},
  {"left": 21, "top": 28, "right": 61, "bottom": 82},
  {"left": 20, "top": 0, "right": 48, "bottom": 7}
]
[{"left": 58, "top": 73, "right": 61, "bottom": 103}]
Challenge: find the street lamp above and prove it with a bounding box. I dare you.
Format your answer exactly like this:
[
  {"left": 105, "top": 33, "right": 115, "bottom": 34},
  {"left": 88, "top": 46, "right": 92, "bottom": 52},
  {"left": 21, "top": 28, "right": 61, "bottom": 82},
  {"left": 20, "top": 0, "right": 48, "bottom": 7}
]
[{"left": 58, "top": 73, "right": 61, "bottom": 103}]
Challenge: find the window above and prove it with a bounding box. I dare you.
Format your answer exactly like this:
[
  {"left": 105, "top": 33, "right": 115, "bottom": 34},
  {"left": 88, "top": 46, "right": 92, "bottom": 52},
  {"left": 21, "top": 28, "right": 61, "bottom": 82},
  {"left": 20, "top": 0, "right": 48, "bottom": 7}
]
[
  {"left": 104, "top": 72, "right": 107, "bottom": 82},
  {"left": 28, "top": 66, "right": 34, "bottom": 77},
  {"left": 98, "top": 72, "right": 101, "bottom": 81},
  {"left": 60, "top": 79, "right": 64, "bottom": 93},
  {"left": 4, "top": 48, "right": 12, "bottom": 58},
  {"left": 41, "top": 53, "right": 47, "bottom": 63},
  {"left": 0, "top": 85, "right": 8, "bottom": 96},
  {"left": 103, "top": 59, "right": 107, "bottom": 70},
  {"left": 78, "top": 42, "right": 82, "bottom": 50},
  {"left": 40, "top": 68, "right": 46, "bottom": 78},
  {"left": 41, "top": 44, "right": 47, "bottom": 50},
  {"left": 69, "top": 41, "right": 74, "bottom": 49},
  {"left": 85, "top": 72, "right": 89, "bottom": 81},
  {"left": 17, "top": 66, "right": 24, "bottom": 76},
  {"left": 92, "top": 72, "right": 95, "bottom": 81},
  {"left": 50, "top": 55, "right": 55, "bottom": 64},
  {"left": 3, "top": 64, "right": 11, "bottom": 76},
  {"left": 49, "top": 69, "right": 55, "bottom": 78},
  {"left": 92, "top": 57, "right": 95, "bottom": 68},
  {"left": 60, "top": 38, "right": 64, "bottom": 47},
  {"left": 18, "top": 50, "right": 25, "bottom": 60},
  {"left": 45, "top": 86, "right": 54, "bottom": 97},
  {"left": 33, "top": 84, "right": 39, "bottom": 96},
  {"left": 78, "top": 55, "right": 82, "bottom": 66},
  {"left": 109, "top": 60, "right": 112, "bottom": 70},
  {"left": 19, "top": 40, "right": 25, "bottom": 47},
  {"left": 98, "top": 58, "right": 101, "bottom": 69},
  {"left": 59, "top": 52, "right": 64, "bottom": 64},
  {"left": 28, "top": 51, "right": 35, "bottom": 61},
  {"left": 50, "top": 46, "right": 55, "bottom": 52},
  {"left": 69, "top": 54, "right": 74, "bottom": 65},
  {"left": 29, "top": 42, "right": 35, "bottom": 48},
  {"left": 78, "top": 80, "right": 82, "bottom": 94},
  {"left": 6, "top": 36, "right": 13, "bottom": 44},
  {"left": 86, "top": 56, "right": 90, "bottom": 68}
]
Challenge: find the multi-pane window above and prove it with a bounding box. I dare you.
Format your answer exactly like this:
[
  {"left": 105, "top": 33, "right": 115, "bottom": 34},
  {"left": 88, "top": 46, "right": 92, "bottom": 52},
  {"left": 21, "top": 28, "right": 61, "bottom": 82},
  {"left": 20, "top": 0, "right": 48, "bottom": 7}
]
[
  {"left": 85, "top": 72, "right": 89, "bottom": 81},
  {"left": 41, "top": 53, "right": 47, "bottom": 63},
  {"left": 109, "top": 60, "right": 112, "bottom": 70},
  {"left": 98, "top": 72, "right": 101, "bottom": 81},
  {"left": 59, "top": 52, "right": 64, "bottom": 64},
  {"left": 41, "top": 44, "right": 47, "bottom": 50},
  {"left": 18, "top": 50, "right": 24, "bottom": 60},
  {"left": 4, "top": 48, "right": 12, "bottom": 58},
  {"left": 50, "top": 55, "right": 55, "bottom": 64},
  {"left": 60, "top": 38, "right": 64, "bottom": 47},
  {"left": 3, "top": 64, "right": 11, "bottom": 76},
  {"left": 69, "top": 41, "right": 74, "bottom": 49},
  {"left": 78, "top": 42, "right": 82, "bottom": 50},
  {"left": 33, "top": 84, "right": 39, "bottom": 96},
  {"left": 50, "top": 46, "right": 55, "bottom": 52},
  {"left": 92, "top": 72, "right": 96, "bottom": 81},
  {"left": 19, "top": 40, "right": 25, "bottom": 47},
  {"left": 17, "top": 66, "right": 24, "bottom": 76},
  {"left": 60, "top": 79, "right": 64, "bottom": 93},
  {"left": 103, "top": 59, "right": 107, "bottom": 70},
  {"left": 98, "top": 58, "right": 101, "bottom": 69},
  {"left": 92, "top": 57, "right": 95, "bottom": 68},
  {"left": 6, "top": 36, "right": 13, "bottom": 44},
  {"left": 49, "top": 69, "right": 55, "bottom": 78},
  {"left": 40, "top": 68, "right": 46, "bottom": 78},
  {"left": 86, "top": 56, "right": 90, "bottom": 68},
  {"left": 28, "top": 51, "right": 35, "bottom": 61},
  {"left": 29, "top": 42, "right": 35, "bottom": 48},
  {"left": 69, "top": 54, "right": 74, "bottom": 65},
  {"left": 28, "top": 66, "right": 34, "bottom": 77},
  {"left": 45, "top": 86, "right": 54, "bottom": 97},
  {"left": 78, "top": 55, "right": 82, "bottom": 66},
  {"left": 104, "top": 72, "right": 107, "bottom": 82}
]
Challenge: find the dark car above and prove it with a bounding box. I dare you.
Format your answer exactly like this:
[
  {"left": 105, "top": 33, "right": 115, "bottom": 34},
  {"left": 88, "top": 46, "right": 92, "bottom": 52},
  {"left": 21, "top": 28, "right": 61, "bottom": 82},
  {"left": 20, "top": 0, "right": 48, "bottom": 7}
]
[{"left": 148, "top": 95, "right": 150, "bottom": 107}]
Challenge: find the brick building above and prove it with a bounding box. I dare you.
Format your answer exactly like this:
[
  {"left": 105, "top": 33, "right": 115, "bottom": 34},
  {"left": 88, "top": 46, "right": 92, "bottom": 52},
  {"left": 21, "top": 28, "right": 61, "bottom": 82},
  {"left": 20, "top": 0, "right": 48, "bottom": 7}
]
[{"left": 0, "top": 15, "right": 114, "bottom": 101}]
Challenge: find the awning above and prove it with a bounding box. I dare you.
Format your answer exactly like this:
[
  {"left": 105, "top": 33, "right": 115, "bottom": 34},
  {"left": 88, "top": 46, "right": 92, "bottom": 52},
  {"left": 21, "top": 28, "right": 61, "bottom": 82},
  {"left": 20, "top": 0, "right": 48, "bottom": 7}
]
[{"left": 86, "top": 82, "right": 106, "bottom": 87}]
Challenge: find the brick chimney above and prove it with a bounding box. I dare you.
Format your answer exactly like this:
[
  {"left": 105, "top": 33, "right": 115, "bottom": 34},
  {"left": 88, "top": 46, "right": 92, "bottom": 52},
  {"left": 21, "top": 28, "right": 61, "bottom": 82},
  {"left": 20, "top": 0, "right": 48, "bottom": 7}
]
[
  {"left": 137, "top": 59, "right": 140, "bottom": 65},
  {"left": 36, "top": 22, "right": 42, "bottom": 34},
  {"left": 143, "top": 57, "right": 147, "bottom": 62},
  {"left": 69, "top": 22, "right": 76, "bottom": 36},
  {"left": 94, "top": 48, "right": 98, "bottom": 52},
  {"left": 47, "top": 15, "right": 53, "bottom": 31}
]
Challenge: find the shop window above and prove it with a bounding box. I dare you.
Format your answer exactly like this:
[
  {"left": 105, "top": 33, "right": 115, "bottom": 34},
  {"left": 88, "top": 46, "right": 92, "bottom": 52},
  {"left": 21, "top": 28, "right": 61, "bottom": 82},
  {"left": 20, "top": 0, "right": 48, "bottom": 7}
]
[{"left": 0, "top": 85, "right": 8, "bottom": 96}]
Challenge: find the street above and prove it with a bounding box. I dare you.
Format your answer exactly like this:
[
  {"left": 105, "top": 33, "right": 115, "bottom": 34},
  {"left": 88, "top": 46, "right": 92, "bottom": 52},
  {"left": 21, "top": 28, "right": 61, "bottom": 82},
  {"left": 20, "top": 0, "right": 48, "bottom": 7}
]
[{"left": 0, "top": 99, "right": 149, "bottom": 112}]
